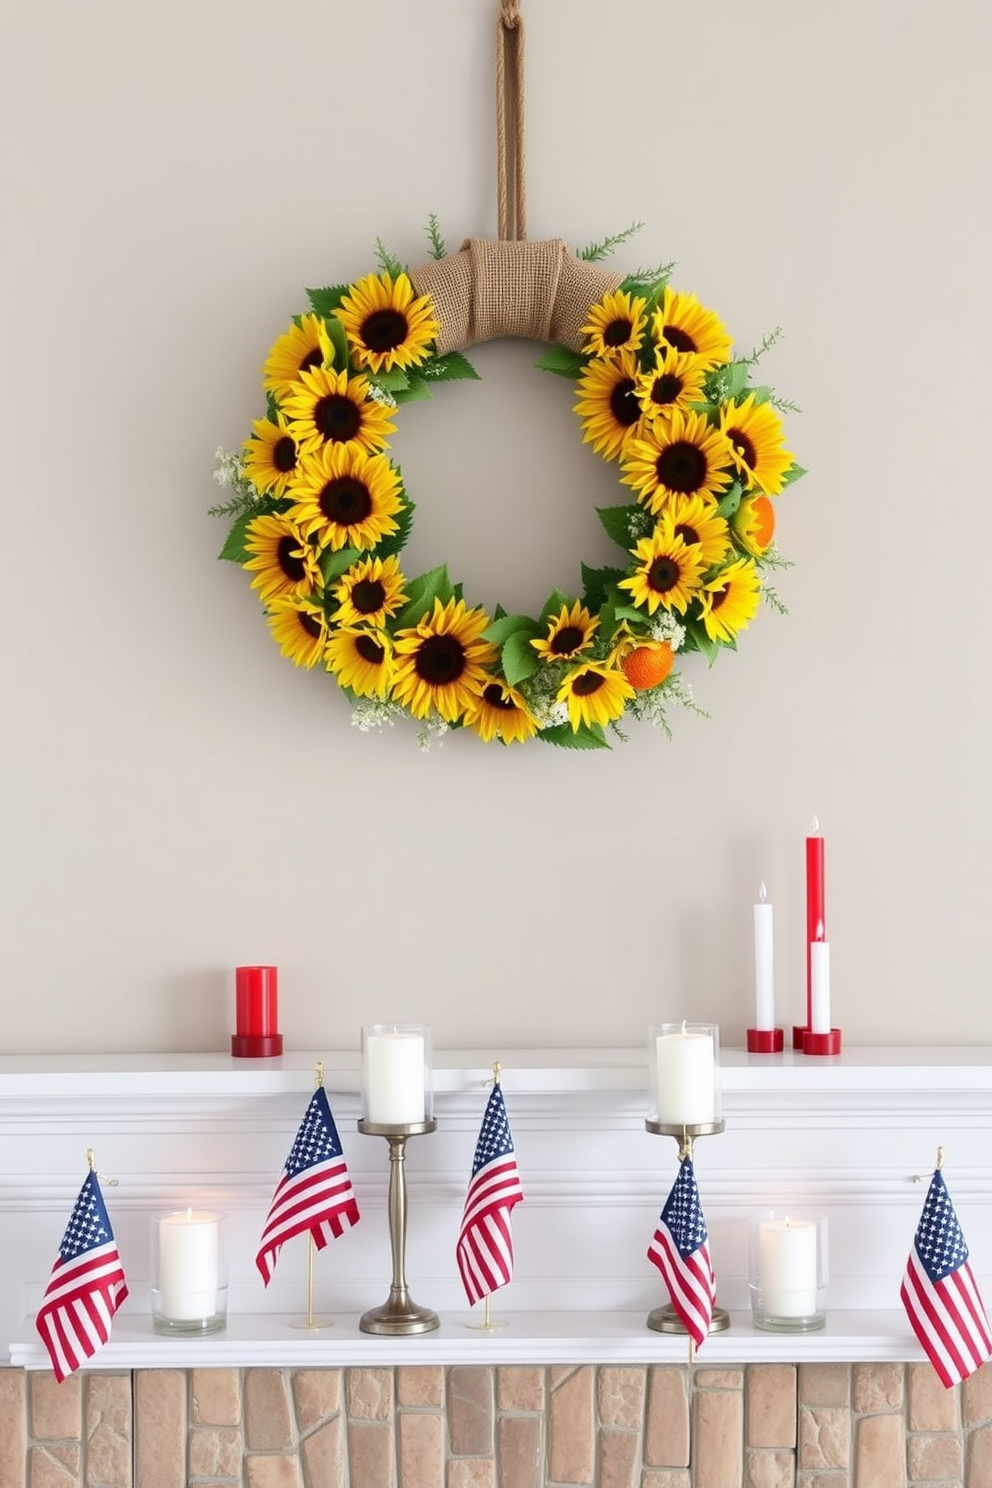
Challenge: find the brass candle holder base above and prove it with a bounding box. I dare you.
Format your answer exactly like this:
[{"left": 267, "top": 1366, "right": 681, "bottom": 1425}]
[
  {"left": 358, "top": 1118, "right": 439, "bottom": 1337},
  {"left": 646, "top": 1117, "right": 729, "bottom": 1337}
]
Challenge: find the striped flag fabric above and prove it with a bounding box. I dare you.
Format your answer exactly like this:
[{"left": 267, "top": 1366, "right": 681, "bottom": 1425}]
[
  {"left": 647, "top": 1156, "right": 716, "bottom": 1348},
  {"left": 456, "top": 1082, "right": 524, "bottom": 1306},
  {"left": 36, "top": 1169, "right": 129, "bottom": 1382},
  {"left": 256, "top": 1086, "right": 360, "bottom": 1285},
  {"left": 900, "top": 1167, "right": 992, "bottom": 1388}
]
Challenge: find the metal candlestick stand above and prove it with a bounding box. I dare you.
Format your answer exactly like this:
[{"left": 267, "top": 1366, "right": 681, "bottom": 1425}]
[
  {"left": 645, "top": 1118, "right": 730, "bottom": 1335},
  {"left": 358, "top": 1119, "right": 439, "bottom": 1335}
]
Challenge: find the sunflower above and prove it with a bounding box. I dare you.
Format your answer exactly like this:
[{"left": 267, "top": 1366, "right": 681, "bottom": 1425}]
[
  {"left": 243, "top": 513, "right": 322, "bottom": 605},
  {"left": 580, "top": 289, "right": 648, "bottom": 359},
  {"left": 652, "top": 287, "right": 733, "bottom": 370},
  {"left": 667, "top": 492, "right": 731, "bottom": 567},
  {"left": 698, "top": 557, "right": 762, "bottom": 643},
  {"left": 391, "top": 597, "right": 497, "bottom": 722},
  {"left": 262, "top": 313, "right": 334, "bottom": 398},
  {"left": 619, "top": 524, "right": 707, "bottom": 615},
  {"left": 241, "top": 414, "right": 300, "bottom": 497},
  {"left": 335, "top": 271, "right": 439, "bottom": 374},
  {"left": 288, "top": 444, "right": 404, "bottom": 553},
  {"left": 621, "top": 408, "right": 734, "bottom": 516},
  {"left": 635, "top": 348, "right": 709, "bottom": 425},
  {"left": 531, "top": 601, "right": 599, "bottom": 664},
  {"left": 325, "top": 626, "right": 395, "bottom": 698},
  {"left": 574, "top": 350, "right": 644, "bottom": 462},
  {"left": 332, "top": 553, "right": 408, "bottom": 628},
  {"left": 719, "top": 394, "right": 794, "bottom": 495},
  {"left": 556, "top": 663, "right": 634, "bottom": 733},
  {"left": 464, "top": 679, "right": 539, "bottom": 745},
  {"left": 733, "top": 493, "right": 776, "bottom": 556},
  {"left": 265, "top": 598, "right": 328, "bottom": 669},
  {"left": 281, "top": 365, "right": 396, "bottom": 459}
]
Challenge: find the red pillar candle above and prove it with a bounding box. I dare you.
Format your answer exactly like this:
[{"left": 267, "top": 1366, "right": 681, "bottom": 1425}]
[{"left": 231, "top": 966, "right": 283, "bottom": 1058}]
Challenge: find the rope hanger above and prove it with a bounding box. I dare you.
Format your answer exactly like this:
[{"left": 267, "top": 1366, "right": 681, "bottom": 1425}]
[{"left": 495, "top": 0, "right": 527, "bottom": 241}]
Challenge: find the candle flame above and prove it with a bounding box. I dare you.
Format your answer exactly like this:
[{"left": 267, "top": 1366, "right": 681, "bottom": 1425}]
[
  {"left": 186, "top": 1206, "right": 193, "bottom": 1221},
  {"left": 681, "top": 1018, "right": 687, "bottom": 1035},
  {"left": 809, "top": 815, "right": 820, "bottom": 834},
  {"left": 815, "top": 920, "right": 825, "bottom": 942},
  {"left": 758, "top": 881, "right": 767, "bottom": 904}
]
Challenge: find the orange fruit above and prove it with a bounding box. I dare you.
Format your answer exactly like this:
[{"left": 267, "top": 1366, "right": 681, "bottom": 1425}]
[
  {"left": 750, "top": 494, "right": 776, "bottom": 550},
  {"left": 621, "top": 642, "right": 674, "bottom": 691}
]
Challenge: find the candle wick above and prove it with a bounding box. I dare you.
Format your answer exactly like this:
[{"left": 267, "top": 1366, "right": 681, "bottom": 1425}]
[{"left": 758, "top": 881, "right": 767, "bottom": 903}]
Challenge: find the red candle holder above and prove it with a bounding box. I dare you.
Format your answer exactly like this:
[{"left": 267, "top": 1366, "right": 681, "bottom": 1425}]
[
  {"left": 803, "top": 1027, "right": 842, "bottom": 1056},
  {"left": 746, "top": 1027, "right": 784, "bottom": 1054},
  {"left": 792, "top": 1024, "right": 808, "bottom": 1051},
  {"left": 231, "top": 965, "right": 283, "bottom": 1058}
]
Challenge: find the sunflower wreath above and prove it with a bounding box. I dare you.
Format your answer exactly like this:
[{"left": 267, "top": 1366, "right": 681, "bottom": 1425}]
[{"left": 211, "top": 223, "right": 804, "bottom": 749}]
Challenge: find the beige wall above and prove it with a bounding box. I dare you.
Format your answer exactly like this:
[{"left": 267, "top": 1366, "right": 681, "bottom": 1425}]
[{"left": 2, "top": 0, "right": 989, "bottom": 1055}]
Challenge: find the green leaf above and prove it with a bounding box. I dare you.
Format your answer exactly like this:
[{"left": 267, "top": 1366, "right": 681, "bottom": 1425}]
[
  {"left": 421, "top": 350, "right": 481, "bottom": 383},
  {"left": 716, "top": 481, "right": 743, "bottom": 520},
  {"left": 482, "top": 613, "right": 540, "bottom": 646},
  {"left": 324, "top": 315, "right": 349, "bottom": 371},
  {"left": 375, "top": 499, "right": 415, "bottom": 560},
  {"left": 501, "top": 630, "right": 540, "bottom": 686},
  {"left": 538, "top": 722, "right": 611, "bottom": 750},
  {"left": 596, "top": 504, "right": 642, "bottom": 550},
  {"left": 306, "top": 285, "right": 349, "bottom": 316},
  {"left": 724, "top": 361, "right": 749, "bottom": 399},
  {"left": 576, "top": 220, "right": 644, "bottom": 262},
  {"left": 779, "top": 462, "right": 807, "bottom": 488},
  {"left": 682, "top": 619, "right": 721, "bottom": 665},
  {"left": 374, "top": 238, "right": 404, "bottom": 279},
  {"left": 391, "top": 565, "right": 452, "bottom": 630},
  {"left": 748, "top": 384, "right": 773, "bottom": 406},
  {"left": 611, "top": 602, "right": 648, "bottom": 624},
  {"left": 369, "top": 366, "right": 411, "bottom": 393},
  {"left": 318, "top": 545, "right": 363, "bottom": 585},
  {"left": 535, "top": 345, "right": 586, "bottom": 380},
  {"left": 581, "top": 563, "right": 627, "bottom": 610},
  {"left": 218, "top": 513, "right": 255, "bottom": 563},
  {"left": 393, "top": 377, "right": 434, "bottom": 404},
  {"left": 539, "top": 588, "right": 574, "bottom": 626},
  {"left": 425, "top": 212, "right": 446, "bottom": 260}
]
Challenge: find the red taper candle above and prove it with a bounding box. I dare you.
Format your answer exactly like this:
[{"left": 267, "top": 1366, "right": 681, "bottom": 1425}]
[
  {"left": 231, "top": 965, "right": 283, "bottom": 1058},
  {"left": 793, "top": 819, "right": 825, "bottom": 1049}
]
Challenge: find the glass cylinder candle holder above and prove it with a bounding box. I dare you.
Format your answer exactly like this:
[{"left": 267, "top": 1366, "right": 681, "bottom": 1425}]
[
  {"left": 151, "top": 1209, "right": 228, "bottom": 1336},
  {"left": 750, "top": 1211, "right": 828, "bottom": 1332},
  {"left": 361, "top": 1024, "right": 433, "bottom": 1127},
  {"left": 647, "top": 1022, "right": 721, "bottom": 1127}
]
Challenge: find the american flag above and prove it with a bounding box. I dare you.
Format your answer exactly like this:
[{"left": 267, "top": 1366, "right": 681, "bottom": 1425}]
[
  {"left": 456, "top": 1082, "right": 524, "bottom": 1306},
  {"left": 255, "top": 1086, "right": 360, "bottom": 1285},
  {"left": 647, "top": 1157, "right": 716, "bottom": 1348},
  {"left": 36, "top": 1170, "right": 129, "bottom": 1382},
  {"left": 900, "top": 1167, "right": 992, "bottom": 1388}
]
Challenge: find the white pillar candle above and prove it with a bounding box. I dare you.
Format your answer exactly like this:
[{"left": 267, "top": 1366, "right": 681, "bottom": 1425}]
[
  {"left": 364, "top": 1028, "right": 426, "bottom": 1124},
  {"left": 157, "top": 1209, "right": 221, "bottom": 1320},
  {"left": 655, "top": 1026, "right": 716, "bottom": 1125},
  {"left": 810, "top": 935, "right": 831, "bottom": 1035},
  {"left": 759, "top": 1216, "right": 819, "bottom": 1318},
  {"left": 753, "top": 883, "right": 775, "bottom": 1031}
]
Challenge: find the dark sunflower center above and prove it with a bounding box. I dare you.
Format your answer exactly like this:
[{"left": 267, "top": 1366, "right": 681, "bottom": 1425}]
[
  {"left": 298, "top": 611, "right": 323, "bottom": 639},
  {"left": 550, "top": 625, "right": 585, "bottom": 656},
  {"left": 604, "top": 317, "right": 633, "bottom": 348},
  {"left": 661, "top": 324, "right": 698, "bottom": 354},
  {"left": 273, "top": 435, "right": 297, "bottom": 473},
  {"left": 277, "top": 536, "right": 307, "bottom": 582},
  {"left": 710, "top": 585, "right": 729, "bottom": 612},
  {"left": 728, "top": 427, "right": 757, "bottom": 469},
  {"left": 299, "top": 347, "right": 324, "bottom": 374},
  {"left": 415, "top": 634, "right": 466, "bottom": 686},
  {"left": 362, "top": 309, "right": 409, "bottom": 353},
  {"left": 656, "top": 440, "right": 708, "bottom": 495},
  {"left": 483, "top": 682, "right": 516, "bottom": 711},
  {"left": 320, "top": 477, "right": 372, "bottom": 526},
  {"left": 674, "top": 522, "right": 699, "bottom": 546},
  {"left": 355, "top": 634, "right": 386, "bottom": 665},
  {"left": 571, "top": 670, "right": 605, "bottom": 698},
  {"left": 609, "top": 377, "right": 642, "bottom": 429},
  {"left": 650, "top": 373, "right": 684, "bottom": 407},
  {"left": 314, "top": 394, "right": 361, "bottom": 442},
  {"left": 648, "top": 556, "right": 681, "bottom": 594},
  {"left": 350, "top": 579, "right": 386, "bottom": 614}
]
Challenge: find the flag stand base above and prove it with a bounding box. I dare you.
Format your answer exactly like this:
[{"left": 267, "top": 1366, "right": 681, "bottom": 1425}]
[{"left": 647, "top": 1302, "right": 731, "bottom": 1334}]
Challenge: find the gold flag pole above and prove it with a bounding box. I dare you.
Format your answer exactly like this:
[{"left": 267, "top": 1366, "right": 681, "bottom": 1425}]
[{"left": 289, "top": 1061, "right": 333, "bottom": 1331}]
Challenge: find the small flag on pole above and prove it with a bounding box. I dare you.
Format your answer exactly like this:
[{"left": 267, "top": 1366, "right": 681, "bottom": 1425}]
[
  {"left": 647, "top": 1156, "right": 716, "bottom": 1348},
  {"left": 36, "top": 1167, "right": 129, "bottom": 1382},
  {"left": 256, "top": 1086, "right": 360, "bottom": 1285},
  {"left": 900, "top": 1165, "right": 992, "bottom": 1388},
  {"left": 457, "top": 1080, "right": 524, "bottom": 1306}
]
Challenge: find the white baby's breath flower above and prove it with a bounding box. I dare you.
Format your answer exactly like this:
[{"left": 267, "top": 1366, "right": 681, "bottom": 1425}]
[
  {"left": 366, "top": 383, "right": 398, "bottom": 408},
  {"left": 417, "top": 714, "right": 449, "bottom": 752},
  {"left": 351, "top": 699, "right": 401, "bottom": 733},
  {"left": 649, "top": 612, "right": 686, "bottom": 651}
]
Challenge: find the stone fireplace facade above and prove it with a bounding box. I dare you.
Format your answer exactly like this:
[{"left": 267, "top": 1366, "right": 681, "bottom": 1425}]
[{"left": 3, "top": 1359, "right": 992, "bottom": 1487}]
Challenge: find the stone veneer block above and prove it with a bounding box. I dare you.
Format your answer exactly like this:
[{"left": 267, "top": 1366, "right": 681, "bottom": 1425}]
[
  {"left": 964, "top": 1365, "right": 992, "bottom": 1427},
  {"left": 448, "top": 1367, "right": 494, "bottom": 1456},
  {"left": 598, "top": 1427, "right": 640, "bottom": 1488},
  {"left": 549, "top": 1366, "right": 595, "bottom": 1484},
  {"left": 446, "top": 1461, "right": 495, "bottom": 1488},
  {"left": 853, "top": 1363, "right": 904, "bottom": 1414},
  {"left": 0, "top": 1368, "right": 26, "bottom": 1488},
  {"left": 747, "top": 1365, "right": 797, "bottom": 1449},
  {"left": 967, "top": 1424, "right": 992, "bottom": 1488},
  {"left": 695, "top": 1370, "right": 744, "bottom": 1389},
  {"left": 497, "top": 1414, "right": 544, "bottom": 1488},
  {"left": 397, "top": 1365, "right": 444, "bottom": 1408},
  {"left": 598, "top": 1367, "right": 646, "bottom": 1429},
  {"left": 398, "top": 1411, "right": 444, "bottom": 1488},
  {"left": 188, "top": 1425, "right": 243, "bottom": 1480},
  {"left": 245, "top": 1458, "right": 303, "bottom": 1488},
  {"left": 85, "top": 1373, "right": 132, "bottom": 1488},
  {"left": 855, "top": 1412, "right": 906, "bottom": 1488},
  {"left": 31, "top": 1370, "right": 82, "bottom": 1440},
  {"left": 497, "top": 1367, "right": 544, "bottom": 1412},
  {"left": 640, "top": 1474, "right": 691, "bottom": 1488},
  {"left": 694, "top": 1386, "right": 744, "bottom": 1488},
  {"left": 347, "top": 1366, "right": 394, "bottom": 1421},
  {"left": 746, "top": 1450, "right": 796, "bottom": 1488},
  {"left": 347, "top": 1418, "right": 395, "bottom": 1487},
  {"left": 907, "top": 1431, "right": 963, "bottom": 1481},
  {"left": 301, "top": 1417, "right": 345, "bottom": 1488},
  {"left": 190, "top": 1368, "right": 241, "bottom": 1428},
  {"left": 134, "top": 1370, "right": 187, "bottom": 1488},
  {"left": 799, "top": 1407, "right": 850, "bottom": 1471},
  {"left": 292, "top": 1369, "right": 342, "bottom": 1431},
  {"left": 645, "top": 1367, "right": 690, "bottom": 1468},
  {"left": 799, "top": 1365, "right": 851, "bottom": 1408},
  {"left": 907, "top": 1362, "right": 960, "bottom": 1432},
  {"left": 244, "top": 1369, "right": 293, "bottom": 1451},
  {"left": 27, "top": 1446, "right": 80, "bottom": 1487}
]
